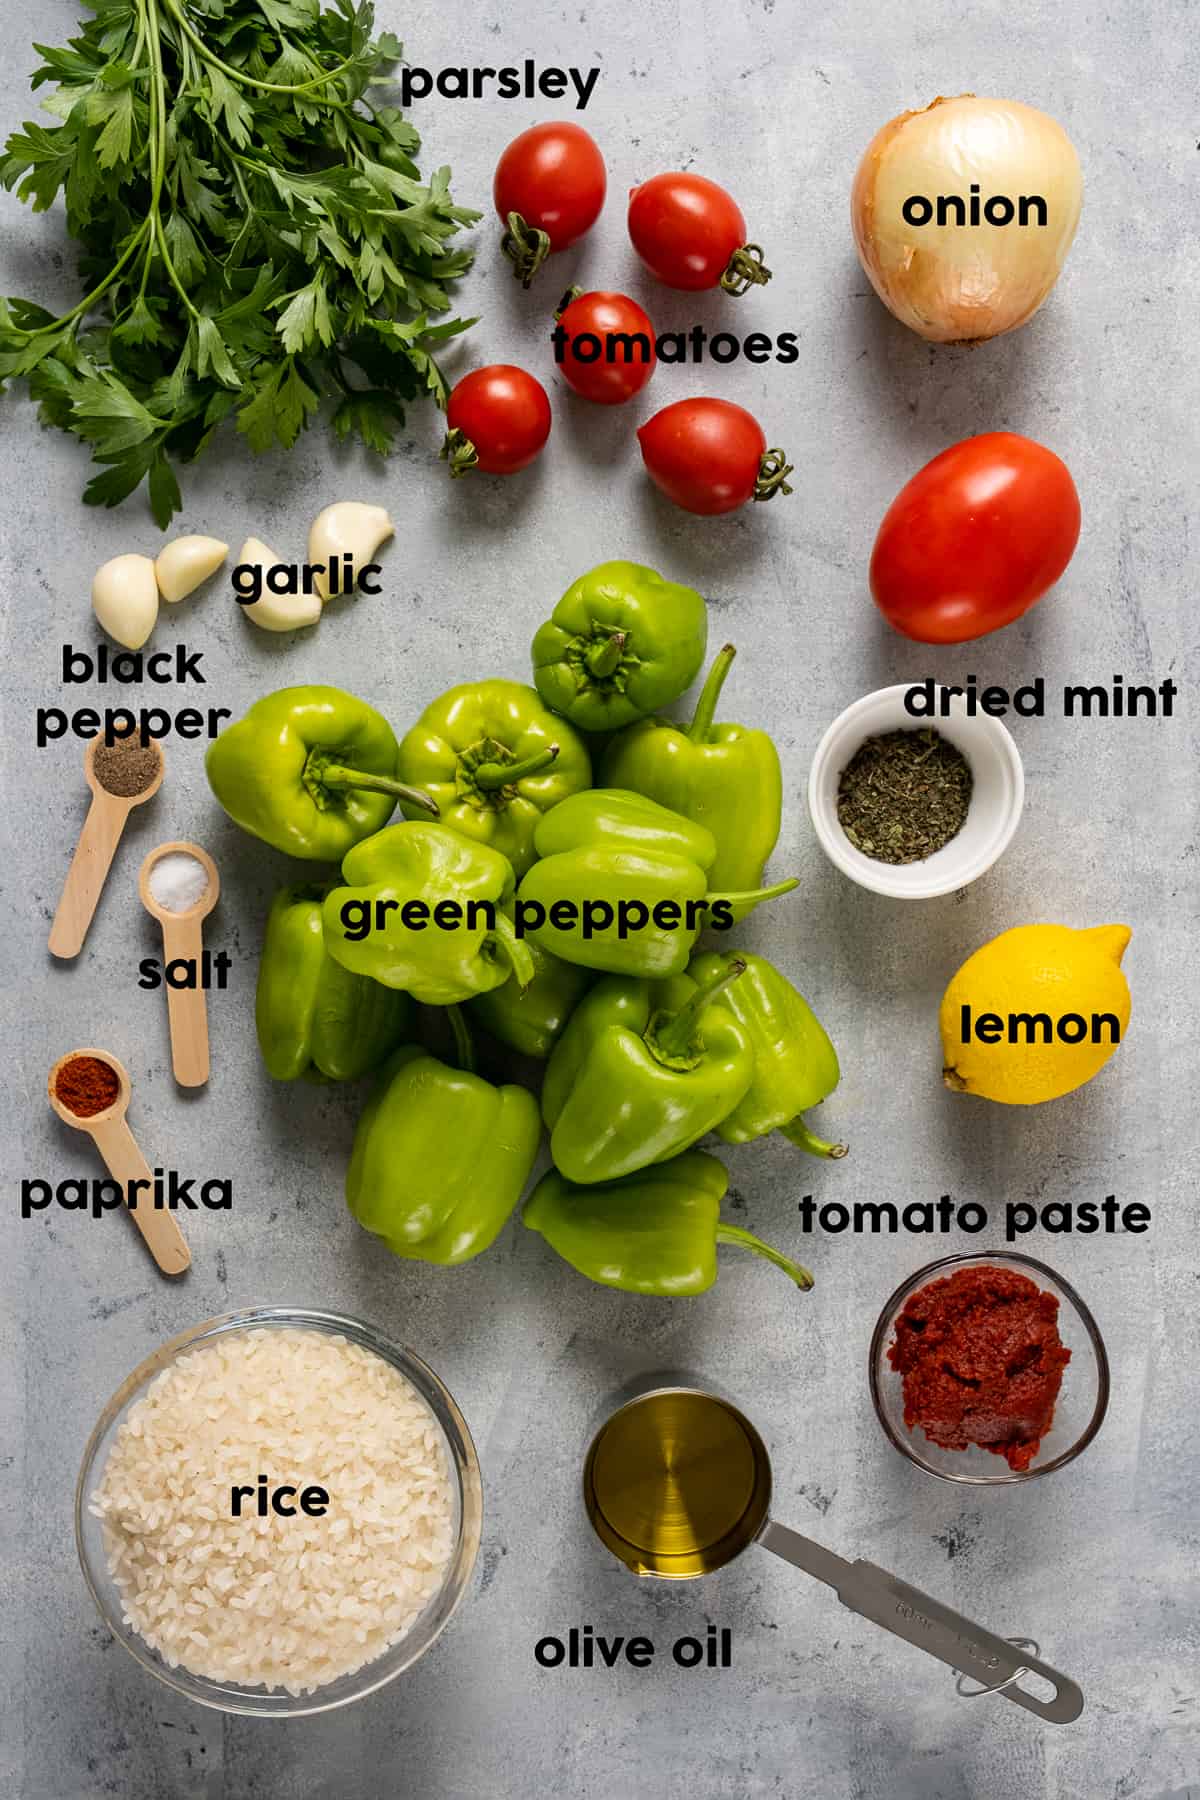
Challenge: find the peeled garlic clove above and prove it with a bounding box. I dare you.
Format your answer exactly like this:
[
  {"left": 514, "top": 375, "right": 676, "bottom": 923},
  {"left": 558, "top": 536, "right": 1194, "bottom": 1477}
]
[
  {"left": 308, "top": 502, "right": 394, "bottom": 602},
  {"left": 237, "top": 538, "right": 321, "bottom": 634},
  {"left": 92, "top": 554, "right": 160, "bottom": 651},
  {"left": 155, "top": 534, "right": 229, "bottom": 603}
]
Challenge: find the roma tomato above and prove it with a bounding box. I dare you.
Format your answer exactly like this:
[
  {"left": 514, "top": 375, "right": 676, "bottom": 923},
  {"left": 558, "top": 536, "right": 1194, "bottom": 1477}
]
[
  {"left": 443, "top": 367, "right": 552, "bottom": 478},
  {"left": 627, "top": 172, "right": 771, "bottom": 294},
  {"left": 554, "top": 289, "right": 656, "bottom": 406},
  {"left": 637, "top": 398, "right": 793, "bottom": 516},
  {"left": 870, "top": 432, "right": 1081, "bottom": 644},
  {"left": 494, "top": 122, "right": 606, "bottom": 286}
]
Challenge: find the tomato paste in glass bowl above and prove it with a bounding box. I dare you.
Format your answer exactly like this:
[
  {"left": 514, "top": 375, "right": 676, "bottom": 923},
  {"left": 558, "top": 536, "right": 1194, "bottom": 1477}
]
[{"left": 869, "top": 1252, "right": 1109, "bottom": 1484}]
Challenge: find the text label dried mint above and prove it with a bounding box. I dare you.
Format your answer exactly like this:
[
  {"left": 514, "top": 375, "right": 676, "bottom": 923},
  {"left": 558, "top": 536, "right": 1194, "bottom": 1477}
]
[{"left": 0, "top": 1, "right": 479, "bottom": 524}]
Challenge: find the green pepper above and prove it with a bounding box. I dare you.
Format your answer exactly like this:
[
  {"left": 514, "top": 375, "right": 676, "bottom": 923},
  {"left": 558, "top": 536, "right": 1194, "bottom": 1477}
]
[
  {"left": 205, "top": 686, "right": 437, "bottom": 861},
  {"left": 256, "top": 883, "right": 412, "bottom": 1082},
  {"left": 396, "top": 679, "right": 592, "bottom": 879},
  {"left": 542, "top": 962, "right": 754, "bottom": 1183},
  {"left": 531, "top": 560, "right": 708, "bottom": 732},
  {"left": 523, "top": 1150, "right": 814, "bottom": 1295},
  {"left": 347, "top": 1013, "right": 541, "bottom": 1265},
  {"left": 517, "top": 788, "right": 797, "bottom": 977},
  {"left": 468, "top": 936, "right": 594, "bottom": 1060},
  {"left": 323, "top": 822, "right": 534, "bottom": 1004},
  {"left": 689, "top": 949, "right": 848, "bottom": 1159},
  {"left": 601, "top": 644, "right": 782, "bottom": 893}
]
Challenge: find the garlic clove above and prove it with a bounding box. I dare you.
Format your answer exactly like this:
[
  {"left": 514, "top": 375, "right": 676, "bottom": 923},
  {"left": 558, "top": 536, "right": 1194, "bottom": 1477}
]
[
  {"left": 308, "top": 502, "right": 395, "bottom": 602},
  {"left": 92, "top": 554, "right": 160, "bottom": 651},
  {"left": 155, "top": 534, "right": 229, "bottom": 603},
  {"left": 237, "top": 537, "right": 322, "bottom": 633}
]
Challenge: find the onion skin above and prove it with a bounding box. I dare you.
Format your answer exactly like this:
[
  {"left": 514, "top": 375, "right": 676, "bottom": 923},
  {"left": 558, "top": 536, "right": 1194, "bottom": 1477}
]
[{"left": 851, "top": 95, "right": 1083, "bottom": 343}]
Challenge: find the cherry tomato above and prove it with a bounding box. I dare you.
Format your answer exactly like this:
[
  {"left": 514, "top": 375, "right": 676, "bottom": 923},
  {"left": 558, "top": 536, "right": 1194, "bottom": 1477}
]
[
  {"left": 627, "top": 172, "right": 771, "bottom": 295},
  {"left": 443, "top": 366, "right": 552, "bottom": 478},
  {"left": 554, "top": 289, "right": 657, "bottom": 406},
  {"left": 494, "top": 123, "right": 606, "bottom": 286},
  {"left": 637, "top": 398, "right": 793, "bottom": 515},
  {"left": 870, "top": 432, "right": 1081, "bottom": 644}
]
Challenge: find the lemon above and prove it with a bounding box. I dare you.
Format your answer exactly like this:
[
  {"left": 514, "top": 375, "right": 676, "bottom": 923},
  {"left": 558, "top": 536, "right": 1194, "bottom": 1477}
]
[{"left": 940, "top": 923, "right": 1132, "bottom": 1105}]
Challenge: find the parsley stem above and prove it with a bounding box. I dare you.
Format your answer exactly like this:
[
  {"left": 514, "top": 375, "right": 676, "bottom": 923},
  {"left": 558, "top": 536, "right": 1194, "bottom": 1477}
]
[
  {"left": 161, "top": 0, "right": 361, "bottom": 96},
  {"left": 143, "top": 0, "right": 199, "bottom": 322},
  {"left": 3, "top": 221, "right": 151, "bottom": 339}
]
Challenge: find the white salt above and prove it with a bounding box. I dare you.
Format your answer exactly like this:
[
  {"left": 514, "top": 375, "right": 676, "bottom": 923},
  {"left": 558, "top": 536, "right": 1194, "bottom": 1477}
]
[{"left": 149, "top": 851, "right": 209, "bottom": 912}]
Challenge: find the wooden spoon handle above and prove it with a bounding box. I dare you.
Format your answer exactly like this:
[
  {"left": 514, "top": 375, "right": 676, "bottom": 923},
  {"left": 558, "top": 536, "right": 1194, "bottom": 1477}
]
[
  {"left": 89, "top": 1114, "right": 190, "bottom": 1275},
  {"left": 49, "top": 793, "right": 130, "bottom": 959},
  {"left": 159, "top": 916, "right": 210, "bottom": 1087}
]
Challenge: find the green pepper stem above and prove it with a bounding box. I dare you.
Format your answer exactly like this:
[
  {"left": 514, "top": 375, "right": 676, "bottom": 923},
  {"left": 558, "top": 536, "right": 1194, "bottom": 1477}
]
[
  {"left": 689, "top": 644, "right": 737, "bottom": 743},
  {"left": 706, "top": 877, "right": 799, "bottom": 914},
  {"left": 651, "top": 958, "right": 746, "bottom": 1063},
  {"left": 716, "top": 1223, "right": 814, "bottom": 1290},
  {"left": 445, "top": 1005, "right": 476, "bottom": 1075},
  {"left": 584, "top": 631, "right": 627, "bottom": 680},
  {"left": 491, "top": 911, "right": 536, "bottom": 991},
  {"left": 474, "top": 744, "right": 560, "bottom": 791},
  {"left": 778, "top": 1115, "right": 849, "bottom": 1160},
  {"left": 315, "top": 760, "right": 439, "bottom": 816}
]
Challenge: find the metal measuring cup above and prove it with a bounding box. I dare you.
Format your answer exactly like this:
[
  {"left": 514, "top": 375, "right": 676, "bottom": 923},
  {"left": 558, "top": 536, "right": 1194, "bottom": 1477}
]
[{"left": 583, "top": 1385, "right": 1083, "bottom": 1724}]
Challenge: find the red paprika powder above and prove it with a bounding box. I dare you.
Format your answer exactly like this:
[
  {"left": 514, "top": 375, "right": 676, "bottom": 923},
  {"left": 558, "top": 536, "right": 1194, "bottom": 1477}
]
[
  {"left": 888, "top": 1263, "right": 1071, "bottom": 1472},
  {"left": 54, "top": 1055, "right": 120, "bottom": 1118}
]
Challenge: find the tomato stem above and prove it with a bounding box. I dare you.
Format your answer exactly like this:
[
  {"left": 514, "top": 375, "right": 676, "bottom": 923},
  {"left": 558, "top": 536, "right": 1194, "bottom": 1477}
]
[
  {"left": 754, "top": 448, "right": 794, "bottom": 503},
  {"left": 554, "top": 284, "right": 584, "bottom": 322},
  {"left": 500, "top": 211, "right": 552, "bottom": 288},
  {"left": 720, "top": 243, "right": 773, "bottom": 296},
  {"left": 441, "top": 426, "right": 479, "bottom": 479}
]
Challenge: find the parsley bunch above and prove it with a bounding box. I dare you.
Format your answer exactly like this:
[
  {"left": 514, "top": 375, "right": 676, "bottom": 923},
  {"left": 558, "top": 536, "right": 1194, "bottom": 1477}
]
[{"left": 0, "top": 0, "right": 479, "bottom": 524}]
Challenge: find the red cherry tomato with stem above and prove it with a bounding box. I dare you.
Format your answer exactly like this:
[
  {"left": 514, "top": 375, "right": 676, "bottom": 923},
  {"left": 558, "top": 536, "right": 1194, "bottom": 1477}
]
[
  {"left": 637, "top": 398, "right": 793, "bottom": 515},
  {"left": 443, "top": 366, "right": 552, "bottom": 478},
  {"left": 870, "top": 432, "right": 1081, "bottom": 644},
  {"left": 554, "top": 289, "right": 657, "bottom": 407},
  {"left": 494, "top": 123, "right": 606, "bottom": 287},
  {"left": 628, "top": 172, "right": 771, "bottom": 294}
]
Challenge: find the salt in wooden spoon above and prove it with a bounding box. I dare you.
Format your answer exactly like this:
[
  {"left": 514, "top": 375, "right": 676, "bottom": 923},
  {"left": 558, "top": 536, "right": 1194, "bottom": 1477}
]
[
  {"left": 139, "top": 842, "right": 220, "bottom": 1088},
  {"left": 49, "top": 736, "right": 164, "bottom": 959},
  {"left": 47, "top": 1048, "right": 190, "bottom": 1276}
]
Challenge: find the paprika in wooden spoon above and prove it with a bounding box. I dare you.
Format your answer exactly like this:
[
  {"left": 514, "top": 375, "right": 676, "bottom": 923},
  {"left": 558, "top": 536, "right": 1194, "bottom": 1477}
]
[{"left": 47, "top": 1048, "right": 190, "bottom": 1275}]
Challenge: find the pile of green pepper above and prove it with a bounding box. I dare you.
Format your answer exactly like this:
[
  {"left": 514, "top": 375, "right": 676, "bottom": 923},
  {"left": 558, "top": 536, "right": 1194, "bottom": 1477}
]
[{"left": 206, "top": 559, "right": 846, "bottom": 1298}]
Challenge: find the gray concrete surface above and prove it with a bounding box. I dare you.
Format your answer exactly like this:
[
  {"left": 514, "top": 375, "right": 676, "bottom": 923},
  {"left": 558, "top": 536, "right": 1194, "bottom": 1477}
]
[{"left": 2, "top": 0, "right": 1198, "bottom": 1795}]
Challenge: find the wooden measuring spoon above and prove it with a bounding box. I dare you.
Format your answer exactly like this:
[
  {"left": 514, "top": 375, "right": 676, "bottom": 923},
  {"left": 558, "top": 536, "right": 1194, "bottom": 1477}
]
[
  {"left": 47, "top": 1048, "right": 190, "bottom": 1276},
  {"left": 139, "top": 842, "right": 220, "bottom": 1088},
  {"left": 49, "top": 737, "right": 164, "bottom": 959}
]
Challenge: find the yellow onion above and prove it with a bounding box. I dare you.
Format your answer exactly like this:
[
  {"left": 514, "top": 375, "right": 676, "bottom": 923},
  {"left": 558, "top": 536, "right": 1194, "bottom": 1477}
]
[{"left": 851, "top": 95, "right": 1082, "bottom": 343}]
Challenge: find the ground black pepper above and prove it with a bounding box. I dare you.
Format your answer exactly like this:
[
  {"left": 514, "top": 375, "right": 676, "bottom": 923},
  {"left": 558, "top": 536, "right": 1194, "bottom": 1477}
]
[
  {"left": 92, "top": 734, "right": 161, "bottom": 798},
  {"left": 837, "top": 727, "right": 972, "bottom": 864}
]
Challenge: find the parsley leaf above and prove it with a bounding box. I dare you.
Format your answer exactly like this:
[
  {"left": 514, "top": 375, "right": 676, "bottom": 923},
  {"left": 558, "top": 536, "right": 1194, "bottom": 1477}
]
[{"left": 0, "top": 0, "right": 477, "bottom": 522}]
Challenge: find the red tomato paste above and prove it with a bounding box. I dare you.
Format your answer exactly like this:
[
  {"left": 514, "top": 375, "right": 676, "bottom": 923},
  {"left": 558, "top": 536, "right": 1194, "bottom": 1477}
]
[{"left": 888, "top": 1264, "right": 1071, "bottom": 1471}]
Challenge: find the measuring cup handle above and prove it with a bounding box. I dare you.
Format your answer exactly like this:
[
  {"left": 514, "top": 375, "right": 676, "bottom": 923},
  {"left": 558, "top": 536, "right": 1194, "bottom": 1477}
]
[
  {"left": 49, "top": 794, "right": 128, "bottom": 959},
  {"left": 839, "top": 1560, "right": 1084, "bottom": 1725}
]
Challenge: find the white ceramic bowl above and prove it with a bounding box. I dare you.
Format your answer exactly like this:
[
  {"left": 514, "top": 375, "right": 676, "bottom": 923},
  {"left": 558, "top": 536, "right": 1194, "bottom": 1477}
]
[{"left": 807, "top": 683, "right": 1024, "bottom": 898}]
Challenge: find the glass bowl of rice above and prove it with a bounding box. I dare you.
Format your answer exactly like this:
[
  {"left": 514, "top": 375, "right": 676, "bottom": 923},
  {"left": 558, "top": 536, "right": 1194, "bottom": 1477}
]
[{"left": 75, "top": 1307, "right": 483, "bottom": 1716}]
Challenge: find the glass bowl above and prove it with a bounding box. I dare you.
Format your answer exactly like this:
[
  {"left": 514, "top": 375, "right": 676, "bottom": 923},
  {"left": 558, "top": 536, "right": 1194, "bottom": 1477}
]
[
  {"left": 76, "top": 1307, "right": 483, "bottom": 1716},
  {"left": 869, "top": 1252, "right": 1109, "bottom": 1484}
]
